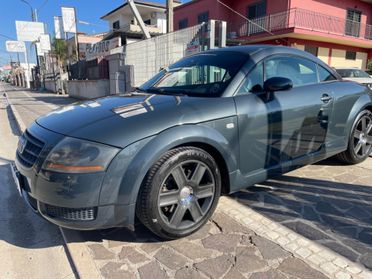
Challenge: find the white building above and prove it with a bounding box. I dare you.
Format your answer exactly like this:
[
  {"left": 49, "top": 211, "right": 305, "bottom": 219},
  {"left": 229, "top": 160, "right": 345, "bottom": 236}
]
[{"left": 101, "top": 0, "right": 181, "bottom": 44}]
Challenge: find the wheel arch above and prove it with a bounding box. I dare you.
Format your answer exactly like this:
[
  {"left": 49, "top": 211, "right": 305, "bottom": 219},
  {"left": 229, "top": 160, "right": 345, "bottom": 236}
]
[
  {"left": 345, "top": 94, "right": 372, "bottom": 138},
  {"left": 118, "top": 124, "right": 238, "bottom": 206}
]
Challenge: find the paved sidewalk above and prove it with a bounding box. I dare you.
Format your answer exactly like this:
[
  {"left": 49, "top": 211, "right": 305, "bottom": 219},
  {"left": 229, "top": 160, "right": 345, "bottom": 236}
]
[
  {"left": 0, "top": 85, "right": 76, "bottom": 279},
  {"left": 4, "top": 83, "right": 372, "bottom": 279}
]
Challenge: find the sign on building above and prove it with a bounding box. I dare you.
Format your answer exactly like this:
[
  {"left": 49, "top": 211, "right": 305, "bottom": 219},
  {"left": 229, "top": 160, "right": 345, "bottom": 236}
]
[
  {"left": 54, "top": 16, "right": 64, "bottom": 39},
  {"left": 85, "top": 37, "right": 121, "bottom": 61},
  {"left": 39, "top": 34, "right": 51, "bottom": 52},
  {"left": 61, "top": 7, "right": 77, "bottom": 33},
  {"left": 5, "top": 41, "right": 26, "bottom": 52},
  {"left": 16, "top": 21, "right": 45, "bottom": 42}
]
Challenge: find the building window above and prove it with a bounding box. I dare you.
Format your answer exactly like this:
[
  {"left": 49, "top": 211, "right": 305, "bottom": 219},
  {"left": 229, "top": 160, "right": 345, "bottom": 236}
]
[
  {"left": 197, "top": 11, "right": 209, "bottom": 24},
  {"left": 179, "top": 18, "right": 188, "bottom": 29},
  {"left": 345, "top": 51, "right": 357, "bottom": 60},
  {"left": 304, "top": 45, "right": 319, "bottom": 57},
  {"left": 112, "top": 20, "right": 120, "bottom": 30},
  {"left": 247, "top": 0, "right": 266, "bottom": 19},
  {"left": 345, "top": 9, "right": 361, "bottom": 37}
]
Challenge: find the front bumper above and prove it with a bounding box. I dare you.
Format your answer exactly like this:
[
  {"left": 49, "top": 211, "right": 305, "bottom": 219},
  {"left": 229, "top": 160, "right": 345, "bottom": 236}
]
[{"left": 14, "top": 122, "right": 136, "bottom": 230}]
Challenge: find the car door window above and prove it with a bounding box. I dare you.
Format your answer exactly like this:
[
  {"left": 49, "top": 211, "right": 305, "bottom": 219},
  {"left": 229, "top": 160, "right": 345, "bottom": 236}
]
[
  {"left": 264, "top": 56, "right": 318, "bottom": 87},
  {"left": 236, "top": 62, "right": 264, "bottom": 94},
  {"left": 318, "top": 65, "right": 336, "bottom": 82}
]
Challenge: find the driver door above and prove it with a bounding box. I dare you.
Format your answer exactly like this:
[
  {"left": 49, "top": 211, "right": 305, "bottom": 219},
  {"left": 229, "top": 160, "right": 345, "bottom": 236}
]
[{"left": 233, "top": 55, "right": 334, "bottom": 186}]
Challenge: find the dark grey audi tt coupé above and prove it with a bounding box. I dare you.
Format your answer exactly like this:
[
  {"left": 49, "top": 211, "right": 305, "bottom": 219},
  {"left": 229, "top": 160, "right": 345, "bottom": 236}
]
[{"left": 13, "top": 46, "right": 372, "bottom": 239}]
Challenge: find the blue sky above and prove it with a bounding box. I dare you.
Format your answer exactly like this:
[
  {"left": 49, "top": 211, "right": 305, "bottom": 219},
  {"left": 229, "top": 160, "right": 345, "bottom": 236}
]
[{"left": 0, "top": 0, "right": 188, "bottom": 66}]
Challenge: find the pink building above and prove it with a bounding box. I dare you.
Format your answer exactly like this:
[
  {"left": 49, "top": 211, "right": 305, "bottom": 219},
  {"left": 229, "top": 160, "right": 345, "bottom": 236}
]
[{"left": 174, "top": 0, "right": 372, "bottom": 69}]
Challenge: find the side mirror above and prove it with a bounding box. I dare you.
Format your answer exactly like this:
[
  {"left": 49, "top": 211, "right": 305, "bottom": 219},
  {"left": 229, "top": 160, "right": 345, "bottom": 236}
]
[{"left": 264, "top": 77, "right": 293, "bottom": 92}]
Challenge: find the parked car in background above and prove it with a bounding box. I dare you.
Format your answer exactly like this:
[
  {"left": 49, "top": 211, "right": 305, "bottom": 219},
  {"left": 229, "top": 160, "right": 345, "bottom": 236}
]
[
  {"left": 13, "top": 46, "right": 372, "bottom": 239},
  {"left": 335, "top": 68, "right": 372, "bottom": 90},
  {"left": 365, "top": 69, "right": 372, "bottom": 78}
]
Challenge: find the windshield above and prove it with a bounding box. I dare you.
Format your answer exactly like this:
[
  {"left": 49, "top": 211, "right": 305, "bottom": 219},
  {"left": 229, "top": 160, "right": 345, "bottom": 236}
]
[
  {"left": 336, "top": 69, "right": 370, "bottom": 78},
  {"left": 138, "top": 52, "right": 248, "bottom": 97}
]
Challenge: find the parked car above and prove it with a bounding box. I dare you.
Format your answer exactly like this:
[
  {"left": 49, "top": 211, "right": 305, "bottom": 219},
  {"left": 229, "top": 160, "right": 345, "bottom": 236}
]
[
  {"left": 365, "top": 69, "right": 372, "bottom": 78},
  {"left": 13, "top": 46, "right": 372, "bottom": 239},
  {"left": 335, "top": 68, "right": 372, "bottom": 89}
]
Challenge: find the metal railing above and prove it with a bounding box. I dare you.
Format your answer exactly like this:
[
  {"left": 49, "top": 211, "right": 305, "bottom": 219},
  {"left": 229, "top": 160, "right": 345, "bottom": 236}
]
[{"left": 228, "top": 8, "right": 372, "bottom": 41}]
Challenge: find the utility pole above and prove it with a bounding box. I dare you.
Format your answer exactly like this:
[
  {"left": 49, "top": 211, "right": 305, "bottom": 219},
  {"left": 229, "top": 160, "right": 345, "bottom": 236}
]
[
  {"left": 166, "top": 0, "right": 174, "bottom": 33},
  {"left": 20, "top": 0, "right": 40, "bottom": 89}
]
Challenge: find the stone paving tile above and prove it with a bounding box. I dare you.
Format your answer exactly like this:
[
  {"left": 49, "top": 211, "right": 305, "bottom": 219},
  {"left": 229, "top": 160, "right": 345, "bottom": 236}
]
[
  {"left": 232, "top": 157, "right": 372, "bottom": 270},
  {"left": 278, "top": 258, "right": 329, "bottom": 279}
]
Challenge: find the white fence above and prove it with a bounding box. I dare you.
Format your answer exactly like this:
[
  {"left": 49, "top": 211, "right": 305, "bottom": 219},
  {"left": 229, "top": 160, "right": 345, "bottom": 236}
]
[{"left": 124, "top": 23, "right": 207, "bottom": 87}]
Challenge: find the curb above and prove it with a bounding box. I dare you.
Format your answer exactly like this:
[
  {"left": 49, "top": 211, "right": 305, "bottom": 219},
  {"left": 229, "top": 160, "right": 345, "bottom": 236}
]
[
  {"left": 217, "top": 196, "right": 372, "bottom": 279},
  {"left": 5, "top": 90, "right": 100, "bottom": 279}
]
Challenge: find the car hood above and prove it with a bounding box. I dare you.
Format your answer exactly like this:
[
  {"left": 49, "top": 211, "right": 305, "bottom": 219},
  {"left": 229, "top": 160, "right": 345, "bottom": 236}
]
[
  {"left": 342, "top": 77, "right": 372, "bottom": 84},
  {"left": 36, "top": 94, "right": 236, "bottom": 148}
]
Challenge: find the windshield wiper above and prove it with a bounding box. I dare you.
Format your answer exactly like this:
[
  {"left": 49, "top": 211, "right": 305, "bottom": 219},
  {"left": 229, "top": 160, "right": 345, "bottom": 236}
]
[{"left": 145, "top": 87, "right": 187, "bottom": 96}]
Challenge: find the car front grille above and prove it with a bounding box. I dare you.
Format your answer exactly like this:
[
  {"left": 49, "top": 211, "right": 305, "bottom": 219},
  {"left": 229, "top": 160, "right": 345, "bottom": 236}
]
[
  {"left": 16, "top": 130, "right": 45, "bottom": 168},
  {"left": 44, "top": 204, "right": 97, "bottom": 221}
]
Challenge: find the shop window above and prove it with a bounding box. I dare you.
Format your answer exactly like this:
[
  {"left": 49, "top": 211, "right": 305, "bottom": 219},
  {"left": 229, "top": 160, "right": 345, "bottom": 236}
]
[
  {"left": 304, "top": 45, "right": 319, "bottom": 57},
  {"left": 345, "top": 51, "right": 357, "bottom": 60}
]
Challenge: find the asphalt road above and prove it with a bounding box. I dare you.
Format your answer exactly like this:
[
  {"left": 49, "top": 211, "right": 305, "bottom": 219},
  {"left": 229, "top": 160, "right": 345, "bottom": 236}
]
[{"left": 0, "top": 83, "right": 75, "bottom": 279}]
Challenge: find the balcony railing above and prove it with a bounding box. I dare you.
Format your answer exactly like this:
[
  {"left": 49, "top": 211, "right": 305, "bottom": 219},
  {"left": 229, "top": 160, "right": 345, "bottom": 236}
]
[{"left": 228, "top": 8, "right": 372, "bottom": 41}]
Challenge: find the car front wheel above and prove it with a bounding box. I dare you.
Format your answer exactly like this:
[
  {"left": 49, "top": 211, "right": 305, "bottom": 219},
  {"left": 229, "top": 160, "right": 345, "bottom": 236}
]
[
  {"left": 136, "top": 147, "right": 221, "bottom": 239},
  {"left": 337, "top": 109, "right": 372, "bottom": 164}
]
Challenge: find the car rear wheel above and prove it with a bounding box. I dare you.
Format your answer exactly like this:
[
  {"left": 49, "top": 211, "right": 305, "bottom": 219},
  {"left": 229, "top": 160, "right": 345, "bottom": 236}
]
[
  {"left": 337, "top": 110, "right": 372, "bottom": 164},
  {"left": 136, "top": 147, "right": 221, "bottom": 239}
]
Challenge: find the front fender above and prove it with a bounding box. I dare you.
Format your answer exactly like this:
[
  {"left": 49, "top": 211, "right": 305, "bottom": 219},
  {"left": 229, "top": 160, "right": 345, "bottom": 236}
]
[
  {"left": 117, "top": 122, "right": 239, "bottom": 206},
  {"left": 345, "top": 93, "right": 372, "bottom": 143}
]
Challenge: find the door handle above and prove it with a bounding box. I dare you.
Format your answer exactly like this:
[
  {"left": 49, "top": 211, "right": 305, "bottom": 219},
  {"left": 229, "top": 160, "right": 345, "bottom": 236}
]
[{"left": 321, "top": 94, "right": 333, "bottom": 103}]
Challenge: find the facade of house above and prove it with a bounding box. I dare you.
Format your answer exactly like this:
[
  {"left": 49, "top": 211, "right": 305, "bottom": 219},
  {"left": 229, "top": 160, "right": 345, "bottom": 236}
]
[
  {"left": 174, "top": 0, "right": 372, "bottom": 69},
  {"left": 101, "top": 0, "right": 182, "bottom": 44}
]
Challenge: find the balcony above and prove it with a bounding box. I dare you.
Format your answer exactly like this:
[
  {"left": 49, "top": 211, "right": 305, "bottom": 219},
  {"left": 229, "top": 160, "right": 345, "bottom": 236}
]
[
  {"left": 228, "top": 8, "right": 372, "bottom": 43},
  {"left": 118, "top": 23, "right": 164, "bottom": 35}
]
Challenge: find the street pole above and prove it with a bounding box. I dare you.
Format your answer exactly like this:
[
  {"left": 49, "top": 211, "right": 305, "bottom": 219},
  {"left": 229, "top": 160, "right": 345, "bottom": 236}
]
[
  {"left": 166, "top": 0, "right": 174, "bottom": 33},
  {"left": 24, "top": 48, "right": 30, "bottom": 88}
]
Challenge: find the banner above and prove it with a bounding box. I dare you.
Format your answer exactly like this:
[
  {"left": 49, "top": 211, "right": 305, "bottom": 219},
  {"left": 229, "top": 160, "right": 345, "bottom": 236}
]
[
  {"left": 86, "top": 37, "right": 121, "bottom": 61},
  {"left": 39, "top": 34, "right": 51, "bottom": 52},
  {"left": 5, "top": 41, "right": 26, "bottom": 52},
  {"left": 54, "top": 16, "right": 64, "bottom": 39},
  {"left": 61, "top": 7, "right": 77, "bottom": 33},
  {"left": 16, "top": 21, "right": 45, "bottom": 42}
]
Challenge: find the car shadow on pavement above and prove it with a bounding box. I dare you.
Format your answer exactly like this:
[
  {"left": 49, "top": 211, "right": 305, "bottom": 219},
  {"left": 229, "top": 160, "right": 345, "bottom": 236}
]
[{"left": 231, "top": 160, "right": 372, "bottom": 269}]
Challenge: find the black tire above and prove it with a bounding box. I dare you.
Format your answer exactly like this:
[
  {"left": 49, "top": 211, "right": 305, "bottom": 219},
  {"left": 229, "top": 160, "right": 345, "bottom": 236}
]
[
  {"left": 136, "top": 147, "right": 221, "bottom": 240},
  {"left": 337, "top": 109, "right": 372, "bottom": 164}
]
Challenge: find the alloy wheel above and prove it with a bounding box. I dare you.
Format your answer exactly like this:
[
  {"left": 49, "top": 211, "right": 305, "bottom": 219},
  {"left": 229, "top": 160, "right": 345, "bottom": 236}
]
[
  {"left": 157, "top": 160, "right": 215, "bottom": 230},
  {"left": 353, "top": 114, "right": 372, "bottom": 157}
]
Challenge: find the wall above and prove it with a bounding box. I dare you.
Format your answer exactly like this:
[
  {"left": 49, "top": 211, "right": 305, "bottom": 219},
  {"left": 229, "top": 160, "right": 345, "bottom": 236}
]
[
  {"left": 290, "top": 41, "right": 368, "bottom": 68},
  {"left": 67, "top": 80, "right": 110, "bottom": 99},
  {"left": 174, "top": 0, "right": 229, "bottom": 29},
  {"left": 331, "top": 49, "right": 368, "bottom": 69},
  {"left": 44, "top": 80, "right": 57, "bottom": 92}
]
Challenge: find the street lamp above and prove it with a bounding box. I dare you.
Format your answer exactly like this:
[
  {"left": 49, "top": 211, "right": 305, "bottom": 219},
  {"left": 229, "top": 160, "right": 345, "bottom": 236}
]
[{"left": 20, "top": 0, "right": 37, "bottom": 22}]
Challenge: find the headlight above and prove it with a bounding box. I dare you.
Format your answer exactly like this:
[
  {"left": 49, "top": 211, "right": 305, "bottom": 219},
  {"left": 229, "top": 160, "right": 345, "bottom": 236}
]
[{"left": 42, "top": 137, "right": 120, "bottom": 173}]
